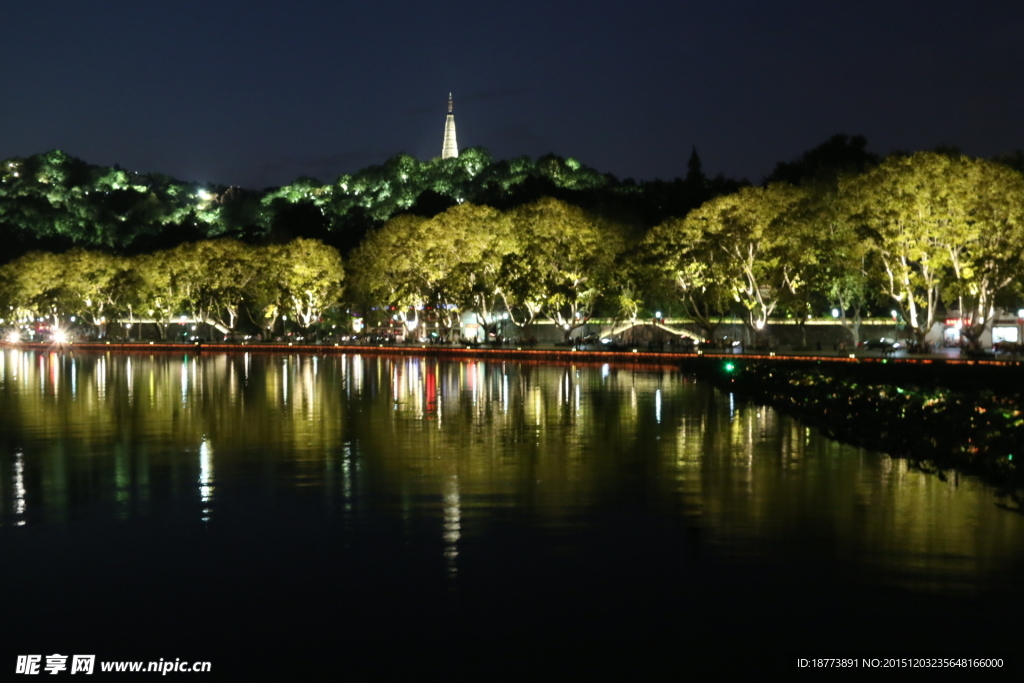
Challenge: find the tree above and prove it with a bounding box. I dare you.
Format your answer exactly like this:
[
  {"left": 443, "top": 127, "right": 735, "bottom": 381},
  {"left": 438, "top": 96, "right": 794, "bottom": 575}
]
[
  {"left": 682, "top": 184, "right": 807, "bottom": 343},
  {"left": 348, "top": 205, "right": 513, "bottom": 340},
  {"left": 275, "top": 238, "right": 345, "bottom": 330},
  {"left": 939, "top": 159, "right": 1024, "bottom": 343},
  {"left": 57, "top": 249, "right": 131, "bottom": 334},
  {"left": 641, "top": 216, "right": 731, "bottom": 340},
  {"left": 186, "top": 240, "right": 259, "bottom": 333},
  {"left": 505, "top": 198, "right": 624, "bottom": 339},
  {"left": 0, "top": 252, "right": 71, "bottom": 327},
  {"left": 348, "top": 214, "right": 434, "bottom": 334},
  {"left": 765, "top": 134, "right": 878, "bottom": 186},
  {"left": 804, "top": 191, "right": 873, "bottom": 345},
  {"left": 428, "top": 203, "right": 517, "bottom": 338},
  {"left": 841, "top": 152, "right": 1024, "bottom": 344},
  {"left": 132, "top": 246, "right": 199, "bottom": 339}
]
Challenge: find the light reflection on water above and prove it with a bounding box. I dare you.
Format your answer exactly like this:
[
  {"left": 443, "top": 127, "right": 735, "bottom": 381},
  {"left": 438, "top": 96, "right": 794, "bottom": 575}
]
[{"left": 0, "top": 348, "right": 1020, "bottom": 600}]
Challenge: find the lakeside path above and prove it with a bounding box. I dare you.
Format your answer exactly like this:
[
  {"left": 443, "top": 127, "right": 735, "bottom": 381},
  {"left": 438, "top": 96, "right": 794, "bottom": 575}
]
[
  {"left": 4, "top": 339, "right": 1021, "bottom": 366},
  {"left": 6, "top": 339, "right": 1024, "bottom": 392}
]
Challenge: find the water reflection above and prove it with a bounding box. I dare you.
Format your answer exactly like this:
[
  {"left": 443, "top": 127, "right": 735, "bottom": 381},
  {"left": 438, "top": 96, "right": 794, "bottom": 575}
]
[
  {"left": 13, "top": 450, "right": 26, "bottom": 526},
  {"left": 443, "top": 475, "right": 460, "bottom": 578},
  {"left": 199, "top": 437, "right": 214, "bottom": 523},
  {"left": 0, "top": 349, "right": 1020, "bottom": 597}
]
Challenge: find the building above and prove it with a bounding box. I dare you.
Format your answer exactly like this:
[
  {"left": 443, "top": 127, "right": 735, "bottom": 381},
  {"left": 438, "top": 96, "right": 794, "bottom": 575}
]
[{"left": 441, "top": 93, "right": 458, "bottom": 159}]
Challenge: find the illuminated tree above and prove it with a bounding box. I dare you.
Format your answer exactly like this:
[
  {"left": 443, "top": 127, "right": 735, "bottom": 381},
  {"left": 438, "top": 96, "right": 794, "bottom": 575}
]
[
  {"left": 0, "top": 252, "right": 71, "bottom": 325},
  {"left": 131, "top": 247, "right": 196, "bottom": 339},
  {"left": 505, "top": 198, "right": 624, "bottom": 339},
  {"left": 348, "top": 214, "right": 433, "bottom": 333},
  {"left": 187, "top": 240, "right": 260, "bottom": 333},
  {"left": 130, "top": 241, "right": 251, "bottom": 339},
  {"left": 938, "top": 159, "right": 1024, "bottom": 343},
  {"left": 642, "top": 216, "right": 732, "bottom": 340},
  {"left": 274, "top": 238, "right": 345, "bottom": 330},
  {"left": 681, "top": 184, "right": 806, "bottom": 342},
  {"left": 801, "top": 190, "right": 873, "bottom": 345},
  {"left": 431, "top": 203, "right": 516, "bottom": 336},
  {"left": 348, "top": 205, "right": 512, "bottom": 339},
  {"left": 57, "top": 249, "right": 131, "bottom": 332},
  {"left": 841, "top": 152, "right": 1024, "bottom": 344}
]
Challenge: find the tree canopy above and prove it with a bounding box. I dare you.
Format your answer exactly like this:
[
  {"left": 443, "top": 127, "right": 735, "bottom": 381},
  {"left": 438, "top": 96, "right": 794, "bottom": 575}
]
[{"left": 6, "top": 137, "right": 1024, "bottom": 347}]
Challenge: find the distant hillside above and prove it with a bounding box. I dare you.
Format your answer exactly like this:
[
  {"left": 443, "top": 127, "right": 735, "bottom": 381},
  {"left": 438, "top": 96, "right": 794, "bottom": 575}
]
[{"left": 0, "top": 148, "right": 740, "bottom": 262}]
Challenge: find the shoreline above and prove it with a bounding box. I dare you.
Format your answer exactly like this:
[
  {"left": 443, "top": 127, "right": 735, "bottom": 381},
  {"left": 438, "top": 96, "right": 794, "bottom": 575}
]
[
  {"left": 5, "top": 339, "right": 1023, "bottom": 392},
  {"left": 4, "top": 338, "right": 1021, "bottom": 365}
]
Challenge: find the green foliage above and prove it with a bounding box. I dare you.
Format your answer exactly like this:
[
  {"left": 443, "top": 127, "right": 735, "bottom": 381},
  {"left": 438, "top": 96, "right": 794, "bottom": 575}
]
[
  {"left": 7, "top": 139, "right": 1024, "bottom": 348},
  {"left": 841, "top": 152, "right": 1024, "bottom": 342},
  {"left": 642, "top": 215, "right": 732, "bottom": 339},
  {"left": 504, "top": 198, "right": 626, "bottom": 336},
  {"left": 679, "top": 184, "right": 807, "bottom": 338},
  {"left": 347, "top": 204, "right": 515, "bottom": 335},
  {"left": 0, "top": 237, "right": 344, "bottom": 339},
  {"left": 0, "top": 146, "right": 748, "bottom": 263},
  {"left": 0, "top": 150, "right": 234, "bottom": 257}
]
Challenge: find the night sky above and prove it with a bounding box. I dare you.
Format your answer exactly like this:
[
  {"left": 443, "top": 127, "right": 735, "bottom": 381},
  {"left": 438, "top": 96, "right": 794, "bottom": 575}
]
[{"left": 2, "top": 0, "right": 1021, "bottom": 189}]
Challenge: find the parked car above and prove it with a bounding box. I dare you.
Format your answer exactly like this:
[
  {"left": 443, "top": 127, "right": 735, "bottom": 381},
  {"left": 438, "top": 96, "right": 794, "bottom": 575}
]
[{"left": 858, "top": 338, "right": 901, "bottom": 351}]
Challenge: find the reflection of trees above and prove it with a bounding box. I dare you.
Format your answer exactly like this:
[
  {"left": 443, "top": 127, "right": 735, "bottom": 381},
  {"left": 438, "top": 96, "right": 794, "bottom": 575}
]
[
  {"left": 0, "top": 351, "right": 1021, "bottom": 592},
  {"left": 0, "top": 351, "right": 353, "bottom": 523},
  {"left": 655, "top": 391, "right": 1022, "bottom": 592}
]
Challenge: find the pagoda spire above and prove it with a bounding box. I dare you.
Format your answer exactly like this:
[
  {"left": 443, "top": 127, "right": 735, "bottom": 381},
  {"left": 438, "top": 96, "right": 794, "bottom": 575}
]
[{"left": 441, "top": 92, "right": 458, "bottom": 159}]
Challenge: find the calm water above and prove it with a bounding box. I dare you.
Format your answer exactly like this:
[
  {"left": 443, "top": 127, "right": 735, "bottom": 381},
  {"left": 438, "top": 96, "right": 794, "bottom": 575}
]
[{"left": 0, "top": 350, "right": 1021, "bottom": 678}]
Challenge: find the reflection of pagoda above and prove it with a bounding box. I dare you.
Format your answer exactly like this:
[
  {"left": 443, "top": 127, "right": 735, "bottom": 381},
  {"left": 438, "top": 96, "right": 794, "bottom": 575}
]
[{"left": 441, "top": 93, "right": 458, "bottom": 159}]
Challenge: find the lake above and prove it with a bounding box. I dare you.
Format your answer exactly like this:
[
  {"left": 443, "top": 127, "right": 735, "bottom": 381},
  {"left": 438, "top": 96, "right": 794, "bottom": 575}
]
[{"left": 0, "top": 350, "right": 1020, "bottom": 678}]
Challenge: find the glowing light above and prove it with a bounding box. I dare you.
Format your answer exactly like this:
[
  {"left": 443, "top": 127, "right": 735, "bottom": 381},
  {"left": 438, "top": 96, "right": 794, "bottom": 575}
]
[
  {"left": 832, "top": 309, "right": 840, "bottom": 318},
  {"left": 51, "top": 330, "right": 67, "bottom": 344},
  {"left": 199, "top": 438, "right": 215, "bottom": 522},
  {"left": 6, "top": 331, "right": 20, "bottom": 344},
  {"left": 14, "top": 450, "right": 27, "bottom": 525},
  {"left": 443, "top": 476, "right": 461, "bottom": 578}
]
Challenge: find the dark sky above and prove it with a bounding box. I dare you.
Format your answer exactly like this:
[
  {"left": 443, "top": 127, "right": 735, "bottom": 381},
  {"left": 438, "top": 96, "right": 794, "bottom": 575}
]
[{"left": 1, "top": 0, "right": 1021, "bottom": 189}]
